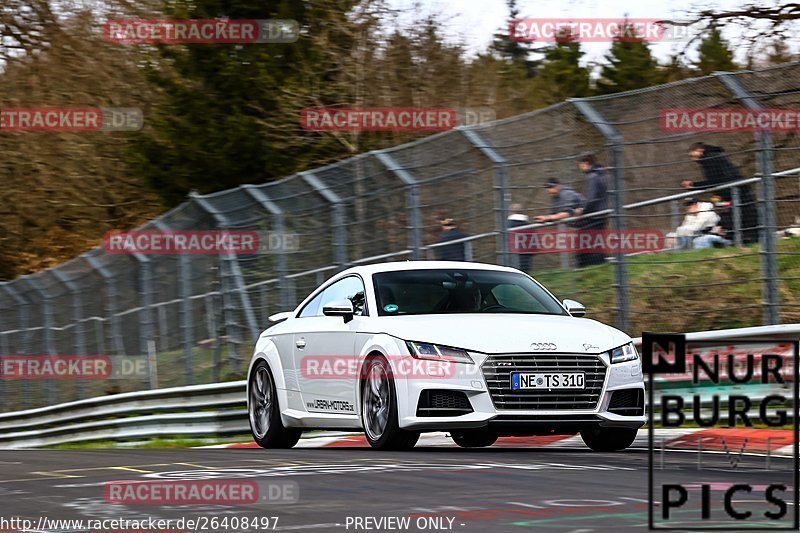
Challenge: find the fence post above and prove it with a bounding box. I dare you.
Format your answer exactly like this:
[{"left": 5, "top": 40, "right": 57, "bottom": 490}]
[
  {"left": 153, "top": 220, "right": 194, "bottom": 385},
  {"left": 374, "top": 150, "right": 422, "bottom": 260},
  {"left": 300, "top": 171, "right": 347, "bottom": 268},
  {"left": 241, "top": 185, "right": 290, "bottom": 310},
  {"left": 730, "top": 186, "right": 743, "bottom": 247},
  {"left": 130, "top": 254, "right": 155, "bottom": 388},
  {"left": 0, "top": 283, "right": 31, "bottom": 407},
  {"left": 191, "top": 194, "right": 261, "bottom": 374},
  {"left": 717, "top": 72, "right": 780, "bottom": 325},
  {"left": 460, "top": 128, "right": 510, "bottom": 266},
  {"left": 22, "top": 276, "right": 56, "bottom": 404},
  {"left": 84, "top": 255, "right": 125, "bottom": 356},
  {"left": 571, "top": 99, "right": 630, "bottom": 332},
  {"left": 50, "top": 269, "right": 87, "bottom": 399}
]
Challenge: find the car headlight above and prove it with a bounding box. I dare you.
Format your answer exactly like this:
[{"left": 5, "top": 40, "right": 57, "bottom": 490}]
[
  {"left": 406, "top": 341, "right": 474, "bottom": 364},
  {"left": 610, "top": 342, "right": 638, "bottom": 364}
]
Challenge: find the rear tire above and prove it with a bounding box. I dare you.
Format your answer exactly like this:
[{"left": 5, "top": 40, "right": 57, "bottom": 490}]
[
  {"left": 451, "top": 429, "right": 498, "bottom": 448},
  {"left": 361, "top": 355, "right": 420, "bottom": 450},
  {"left": 249, "top": 360, "right": 302, "bottom": 449},
  {"left": 580, "top": 426, "right": 637, "bottom": 452}
]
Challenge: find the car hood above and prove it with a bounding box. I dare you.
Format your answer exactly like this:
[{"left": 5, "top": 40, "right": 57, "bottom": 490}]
[{"left": 365, "top": 313, "right": 630, "bottom": 354}]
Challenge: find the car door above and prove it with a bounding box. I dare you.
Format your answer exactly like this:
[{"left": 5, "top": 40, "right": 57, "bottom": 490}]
[{"left": 293, "top": 275, "right": 367, "bottom": 416}]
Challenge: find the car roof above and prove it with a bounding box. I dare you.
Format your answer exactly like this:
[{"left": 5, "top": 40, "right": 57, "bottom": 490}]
[{"left": 336, "top": 261, "right": 521, "bottom": 278}]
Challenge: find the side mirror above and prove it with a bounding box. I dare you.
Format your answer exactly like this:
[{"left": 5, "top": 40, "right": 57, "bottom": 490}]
[
  {"left": 563, "top": 299, "right": 586, "bottom": 317},
  {"left": 322, "top": 299, "right": 354, "bottom": 323}
]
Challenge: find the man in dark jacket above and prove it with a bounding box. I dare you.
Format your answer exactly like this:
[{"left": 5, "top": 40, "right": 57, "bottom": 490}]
[
  {"left": 435, "top": 218, "right": 468, "bottom": 261},
  {"left": 682, "top": 142, "right": 759, "bottom": 244},
  {"left": 576, "top": 153, "right": 609, "bottom": 266},
  {"left": 535, "top": 178, "right": 585, "bottom": 225}
]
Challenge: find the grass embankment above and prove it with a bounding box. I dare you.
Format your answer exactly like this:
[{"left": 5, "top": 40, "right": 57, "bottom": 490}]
[{"left": 536, "top": 238, "right": 800, "bottom": 335}]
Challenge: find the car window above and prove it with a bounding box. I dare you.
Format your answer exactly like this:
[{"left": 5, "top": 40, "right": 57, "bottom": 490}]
[
  {"left": 298, "top": 290, "right": 325, "bottom": 318},
  {"left": 490, "top": 284, "right": 552, "bottom": 313},
  {"left": 373, "top": 269, "right": 566, "bottom": 316},
  {"left": 321, "top": 276, "right": 367, "bottom": 316}
]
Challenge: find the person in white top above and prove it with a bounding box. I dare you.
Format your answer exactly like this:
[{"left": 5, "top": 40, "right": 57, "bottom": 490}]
[{"left": 671, "top": 198, "right": 727, "bottom": 249}]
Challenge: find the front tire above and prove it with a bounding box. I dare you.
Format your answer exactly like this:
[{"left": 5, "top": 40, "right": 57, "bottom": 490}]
[
  {"left": 451, "top": 429, "right": 498, "bottom": 448},
  {"left": 249, "top": 360, "right": 302, "bottom": 449},
  {"left": 361, "top": 356, "right": 419, "bottom": 450},
  {"left": 580, "top": 426, "right": 637, "bottom": 452}
]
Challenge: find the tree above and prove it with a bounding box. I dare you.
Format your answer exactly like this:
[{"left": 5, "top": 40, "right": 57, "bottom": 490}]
[
  {"left": 696, "top": 25, "right": 737, "bottom": 74},
  {"left": 490, "top": 0, "right": 539, "bottom": 77},
  {"left": 595, "top": 22, "right": 664, "bottom": 95},
  {"left": 532, "top": 29, "right": 590, "bottom": 104},
  {"left": 129, "top": 0, "right": 372, "bottom": 206}
]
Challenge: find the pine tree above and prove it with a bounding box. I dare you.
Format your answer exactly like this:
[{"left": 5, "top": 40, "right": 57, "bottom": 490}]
[
  {"left": 490, "top": 0, "right": 539, "bottom": 77},
  {"left": 595, "top": 22, "right": 664, "bottom": 94},
  {"left": 129, "top": 0, "right": 366, "bottom": 205},
  {"left": 532, "top": 29, "right": 590, "bottom": 104},
  {"left": 696, "top": 25, "right": 737, "bottom": 74}
]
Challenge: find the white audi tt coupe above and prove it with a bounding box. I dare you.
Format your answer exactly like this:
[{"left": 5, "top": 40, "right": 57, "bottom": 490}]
[{"left": 247, "top": 261, "right": 645, "bottom": 451}]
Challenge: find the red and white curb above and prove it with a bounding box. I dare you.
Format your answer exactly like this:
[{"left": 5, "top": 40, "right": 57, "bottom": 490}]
[{"left": 199, "top": 428, "right": 795, "bottom": 456}]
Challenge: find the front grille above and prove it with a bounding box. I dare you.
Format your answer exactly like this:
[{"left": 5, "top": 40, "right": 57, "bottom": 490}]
[
  {"left": 482, "top": 354, "right": 607, "bottom": 410},
  {"left": 608, "top": 388, "right": 644, "bottom": 416},
  {"left": 416, "top": 390, "right": 473, "bottom": 417}
]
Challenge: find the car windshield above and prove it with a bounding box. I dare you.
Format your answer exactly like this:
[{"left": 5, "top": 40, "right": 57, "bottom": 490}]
[{"left": 373, "top": 269, "right": 568, "bottom": 316}]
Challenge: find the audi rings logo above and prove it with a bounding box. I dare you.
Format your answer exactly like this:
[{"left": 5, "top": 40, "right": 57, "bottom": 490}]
[{"left": 530, "top": 342, "right": 557, "bottom": 351}]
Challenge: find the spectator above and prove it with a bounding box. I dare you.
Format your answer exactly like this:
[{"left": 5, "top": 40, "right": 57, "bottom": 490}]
[
  {"left": 669, "top": 198, "right": 721, "bottom": 249},
  {"left": 535, "top": 178, "right": 585, "bottom": 224},
  {"left": 682, "top": 142, "right": 759, "bottom": 244},
  {"left": 535, "top": 178, "right": 585, "bottom": 266},
  {"left": 435, "top": 218, "right": 468, "bottom": 261},
  {"left": 507, "top": 203, "right": 532, "bottom": 273},
  {"left": 575, "top": 152, "right": 609, "bottom": 266}
]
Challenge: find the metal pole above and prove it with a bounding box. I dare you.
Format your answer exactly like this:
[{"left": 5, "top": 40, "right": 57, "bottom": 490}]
[
  {"left": 571, "top": 99, "right": 629, "bottom": 332},
  {"left": 461, "top": 128, "right": 510, "bottom": 266},
  {"left": 731, "top": 186, "right": 743, "bottom": 247},
  {"left": 153, "top": 220, "right": 194, "bottom": 385},
  {"left": 22, "top": 276, "right": 56, "bottom": 405},
  {"left": 373, "top": 150, "right": 423, "bottom": 260},
  {"left": 51, "top": 270, "right": 86, "bottom": 399},
  {"left": 1, "top": 283, "right": 31, "bottom": 407},
  {"left": 300, "top": 171, "right": 347, "bottom": 268},
  {"left": 84, "top": 255, "right": 125, "bottom": 356},
  {"left": 717, "top": 72, "right": 780, "bottom": 325},
  {"left": 241, "top": 186, "right": 290, "bottom": 311}
]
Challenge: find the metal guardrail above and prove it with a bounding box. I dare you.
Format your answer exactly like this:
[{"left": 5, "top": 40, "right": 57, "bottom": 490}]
[
  {"left": 0, "top": 380, "right": 246, "bottom": 448},
  {"left": 0, "top": 325, "right": 795, "bottom": 448}
]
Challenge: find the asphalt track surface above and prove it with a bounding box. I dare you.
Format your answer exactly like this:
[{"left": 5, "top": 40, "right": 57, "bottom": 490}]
[{"left": 1, "top": 441, "right": 796, "bottom": 533}]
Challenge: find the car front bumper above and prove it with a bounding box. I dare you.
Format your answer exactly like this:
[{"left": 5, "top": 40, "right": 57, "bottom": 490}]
[{"left": 394, "top": 351, "right": 646, "bottom": 434}]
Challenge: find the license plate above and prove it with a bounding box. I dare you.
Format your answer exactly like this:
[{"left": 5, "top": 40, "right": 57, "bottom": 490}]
[{"left": 511, "top": 372, "right": 585, "bottom": 390}]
